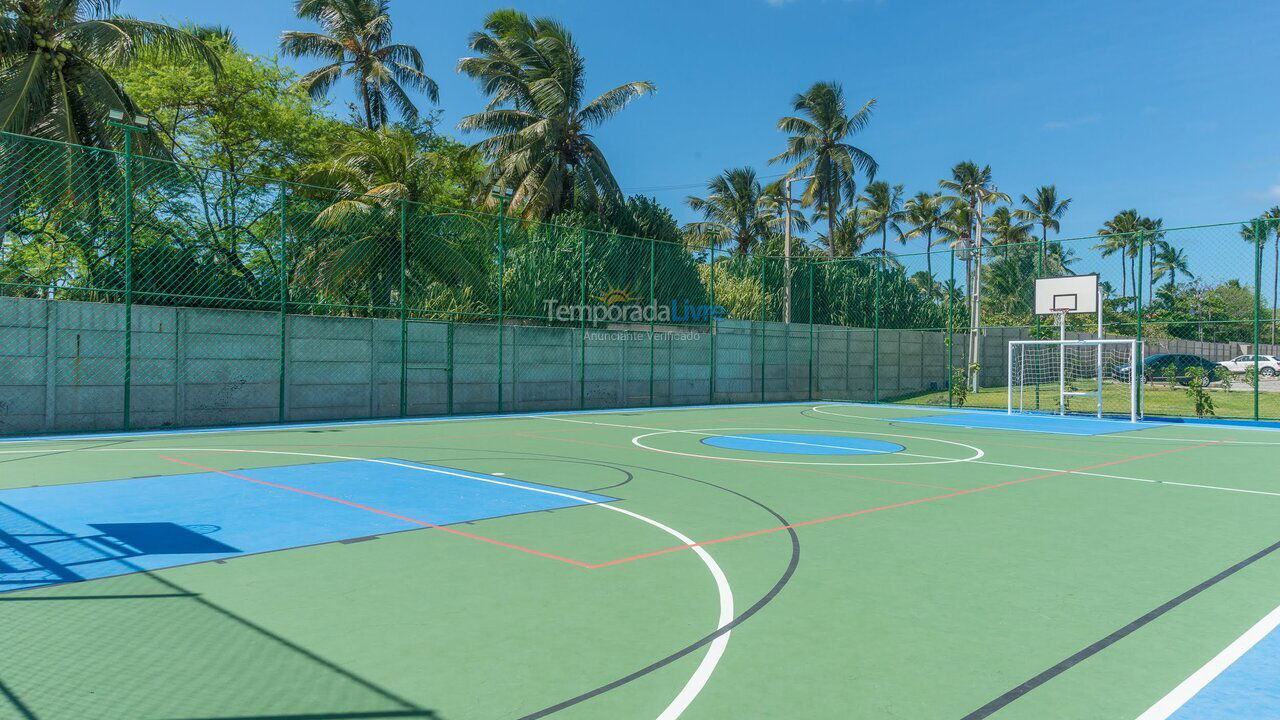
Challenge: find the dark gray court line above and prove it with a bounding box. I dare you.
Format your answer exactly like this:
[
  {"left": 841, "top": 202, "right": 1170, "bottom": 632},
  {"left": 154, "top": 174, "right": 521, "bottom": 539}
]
[{"left": 962, "top": 537, "right": 1280, "bottom": 719}]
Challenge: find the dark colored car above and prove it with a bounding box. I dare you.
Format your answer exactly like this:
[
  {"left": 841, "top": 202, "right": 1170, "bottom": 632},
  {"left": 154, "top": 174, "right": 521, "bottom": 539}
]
[{"left": 1113, "top": 353, "right": 1221, "bottom": 385}]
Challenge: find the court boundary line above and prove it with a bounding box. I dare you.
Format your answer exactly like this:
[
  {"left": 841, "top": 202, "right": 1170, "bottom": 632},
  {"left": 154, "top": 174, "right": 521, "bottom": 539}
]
[
  {"left": 0, "top": 401, "right": 819, "bottom": 445},
  {"left": 1135, "top": 600, "right": 1280, "bottom": 720}
]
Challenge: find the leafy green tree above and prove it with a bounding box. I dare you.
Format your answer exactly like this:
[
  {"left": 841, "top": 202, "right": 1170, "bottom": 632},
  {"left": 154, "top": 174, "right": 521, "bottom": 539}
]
[
  {"left": 114, "top": 36, "right": 354, "bottom": 298},
  {"left": 858, "top": 181, "right": 905, "bottom": 256},
  {"left": 0, "top": 0, "right": 219, "bottom": 147},
  {"left": 771, "top": 81, "right": 877, "bottom": 256},
  {"left": 684, "top": 167, "right": 779, "bottom": 255},
  {"left": 457, "top": 9, "right": 655, "bottom": 220},
  {"left": 280, "top": 0, "right": 437, "bottom": 130},
  {"left": 1012, "top": 185, "right": 1070, "bottom": 267},
  {"left": 903, "top": 191, "right": 945, "bottom": 287}
]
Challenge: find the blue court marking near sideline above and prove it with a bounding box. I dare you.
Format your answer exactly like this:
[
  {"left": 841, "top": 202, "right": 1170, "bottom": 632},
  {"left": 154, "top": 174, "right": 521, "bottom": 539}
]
[
  {"left": 1170, "top": 622, "right": 1280, "bottom": 719},
  {"left": 0, "top": 459, "right": 614, "bottom": 593},
  {"left": 700, "top": 433, "right": 905, "bottom": 455},
  {"left": 893, "top": 411, "right": 1160, "bottom": 436}
]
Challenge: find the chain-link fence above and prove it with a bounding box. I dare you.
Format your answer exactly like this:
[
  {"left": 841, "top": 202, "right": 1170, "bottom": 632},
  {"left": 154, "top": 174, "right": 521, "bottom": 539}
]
[{"left": 2, "top": 130, "right": 1277, "bottom": 434}]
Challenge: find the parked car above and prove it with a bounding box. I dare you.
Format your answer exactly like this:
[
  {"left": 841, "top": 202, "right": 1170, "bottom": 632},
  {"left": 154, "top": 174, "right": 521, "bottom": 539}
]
[
  {"left": 1112, "top": 353, "right": 1222, "bottom": 385},
  {"left": 1218, "top": 354, "right": 1280, "bottom": 376}
]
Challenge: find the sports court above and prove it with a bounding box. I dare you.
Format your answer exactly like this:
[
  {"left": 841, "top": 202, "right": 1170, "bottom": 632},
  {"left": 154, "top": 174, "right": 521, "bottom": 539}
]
[{"left": 3, "top": 401, "right": 1280, "bottom": 719}]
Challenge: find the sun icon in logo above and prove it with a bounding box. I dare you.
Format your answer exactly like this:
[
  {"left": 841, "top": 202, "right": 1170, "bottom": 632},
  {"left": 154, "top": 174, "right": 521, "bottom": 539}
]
[{"left": 595, "top": 284, "right": 641, "bottom": 305}]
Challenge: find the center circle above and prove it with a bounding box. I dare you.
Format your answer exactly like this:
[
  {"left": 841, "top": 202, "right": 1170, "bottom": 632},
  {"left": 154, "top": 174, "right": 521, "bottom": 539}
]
[{"left": 700, "top": 433, "right": 905, "bottom": 456}]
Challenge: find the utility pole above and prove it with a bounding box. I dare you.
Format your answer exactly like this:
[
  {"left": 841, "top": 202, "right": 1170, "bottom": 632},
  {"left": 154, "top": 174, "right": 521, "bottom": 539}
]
[{"left": 783, "top": 174, "right": 815, "bottom": 323}]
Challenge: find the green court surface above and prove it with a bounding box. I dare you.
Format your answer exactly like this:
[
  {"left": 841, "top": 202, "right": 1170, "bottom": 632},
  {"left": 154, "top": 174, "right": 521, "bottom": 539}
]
[{"left": 3, "top": 403, "right": 1280, "bottom": 719}]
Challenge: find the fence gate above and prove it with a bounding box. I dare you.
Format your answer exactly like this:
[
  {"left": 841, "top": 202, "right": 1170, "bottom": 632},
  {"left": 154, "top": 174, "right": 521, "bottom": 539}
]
[{"left": 403, "top": 320, "right": 454, "bottom": 417}]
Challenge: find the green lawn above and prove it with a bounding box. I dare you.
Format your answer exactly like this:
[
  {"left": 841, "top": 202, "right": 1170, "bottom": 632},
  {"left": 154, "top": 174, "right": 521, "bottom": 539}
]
[{"left": 893, "top": 381, "right": 1280, "bottom": 420}]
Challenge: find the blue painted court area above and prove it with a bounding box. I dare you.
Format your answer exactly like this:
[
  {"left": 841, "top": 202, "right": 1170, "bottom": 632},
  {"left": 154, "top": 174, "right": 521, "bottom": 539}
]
[
  {"left": 894, "top": 411, "right": 1159, "bottom": 436},
  {"left": 1169, "top": 621, "right": 1280, "bottom": 720},
  {"left": 700, "top": 433, "right": 904, "bottom": 455},
  {"left": 0, "top": 459, "right": 613, "bottom": 593}
]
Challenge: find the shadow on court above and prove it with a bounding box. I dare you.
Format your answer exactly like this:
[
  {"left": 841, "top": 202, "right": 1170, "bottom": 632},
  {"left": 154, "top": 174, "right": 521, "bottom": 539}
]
[{"left": 0, "top": 503, "right": 444, "bottom": 720}]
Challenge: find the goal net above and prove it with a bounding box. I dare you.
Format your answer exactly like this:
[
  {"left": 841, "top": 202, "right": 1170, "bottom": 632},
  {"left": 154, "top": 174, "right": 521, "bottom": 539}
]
[{"left": 1007, "top": 339, "right": 1140, "bottom": 421}]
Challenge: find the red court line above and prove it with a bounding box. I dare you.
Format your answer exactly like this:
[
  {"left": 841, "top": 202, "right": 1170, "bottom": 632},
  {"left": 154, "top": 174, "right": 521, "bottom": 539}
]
[
  {"left": 582, "top": 439, "right": 1224, "bottom": 569},
  {"left": 157, "top": 456, "right": 594, "bottom": 568}
]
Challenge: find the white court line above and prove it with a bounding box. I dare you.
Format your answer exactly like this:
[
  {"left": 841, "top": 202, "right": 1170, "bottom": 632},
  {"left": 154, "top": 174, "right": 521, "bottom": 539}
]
[
  {"left": 538, "top": 417, "right": 985, "bottom": 466},
  {"left": 812, "top": 403, "right": 1280, "bottom": 444},
  {"left": 1135, "top": 601, "right": 1280, "bottom": 720},
  {"left": 541, "top": 414, "right": 1280, "bottom": 499},
  {"left": 0, "top": 401, "right": 818, "bottom": 445},
  {"left": 0, "top": 446, "right": 732, "bottom": 720}
]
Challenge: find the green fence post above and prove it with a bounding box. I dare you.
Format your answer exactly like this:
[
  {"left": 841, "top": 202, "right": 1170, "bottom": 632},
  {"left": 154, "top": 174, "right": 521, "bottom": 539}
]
[
  {"left": 873, "top": 255, "right": 882, "bottom": 404},
  {"left": 277, "top": 184, "right": 288, "bottom": 422},
  {"left": 1135, "top": 231, "right": 1145, "bottom": 417},
  {"left": 1255, "top": 219, "right": 1265, "bottom": 422},
  {"left": 759, "top": 256, "right": 766, "bottom": 403},
  {"left": 447, "top": 318, "right": 455, "bottom": 415},
  {"left": 398, "top": 199, "right": 408, "bottom": 418},
  {"left": 948, "top": 246, "right": 955, "bottom": 408},
  {"left": 496, "top": 194, "right": 506, "bottom": 414},
  {"left": 580, "top": 230, "right": 588, "bottom": 409},
  {"left": 708, "top": 246, "right": 716, "bottom": 404},
  {"left": 649, "top": 237, "right": 656, "bottom": 406},
  {"left": 1034, "top": 231, "right": 1044, "bottom": 410},
  {"left": 807, "top": 261, "right": 814, "bottom": 402},
  {"left": 119, "top": 126, "right": 137, "bottom": 431}
]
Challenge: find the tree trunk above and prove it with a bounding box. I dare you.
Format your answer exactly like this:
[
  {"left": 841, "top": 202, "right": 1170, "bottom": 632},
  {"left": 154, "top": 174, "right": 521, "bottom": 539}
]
[
  {"left": 925, "top": 231, "right": 933, "bottom": 295},
  {"left": 827, "top": 198, "right": 836, "bottom": 258}
]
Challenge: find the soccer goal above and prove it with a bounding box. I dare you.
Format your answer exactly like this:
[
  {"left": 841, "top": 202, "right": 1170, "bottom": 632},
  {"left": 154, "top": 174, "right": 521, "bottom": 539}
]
[
  {"left": 1007, "top": 274, "right": 1140, "bottom": 422},
  {"left": 1008, "top": 339, "right": 1139, "bottom": 421}
]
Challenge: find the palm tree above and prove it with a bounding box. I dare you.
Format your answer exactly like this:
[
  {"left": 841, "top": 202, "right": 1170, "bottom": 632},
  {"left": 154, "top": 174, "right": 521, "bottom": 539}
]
[
  {"left": 1151, "top": 243, "right": 1192, "bottom": 289},
  {"left": 1012, "top": 185, "right": 1071, "bottom": 268},
  {"left": 297, "top": 127, "right": 481, "bottom": 307},
  {"left": 684, "top": 167, "right": 779, "bottom": 255},
  {"left": 771, "top": 81, "right": 878, "bottom": 257},
  {"left": 985, "top": 206, "right": 1033, "bottom": 250},
  {"left": 457, "top": 10, "right": 654, "bottom": 220},
  {"left": 0, "top": 0, "right": 219, "bottom": 147},
  {"left": 858, "top": 181, "right": 905, "bottom": 256},
  {"left": 903, "top": 191, "right": 946, "bottom": 285},
  {"left": 281, "top": 0, "right": 437, "bottom": 130},
  {"left": 1096, "top": 210, "right": 1159, "bottom": 299},
  {"left": 939, "top": 162, "right": 1007, "bottom": 390}
]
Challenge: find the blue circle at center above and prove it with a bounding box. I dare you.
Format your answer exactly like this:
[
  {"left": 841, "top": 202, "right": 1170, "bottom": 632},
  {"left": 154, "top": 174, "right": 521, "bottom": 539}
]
[{"left": 699, "top": 433, "right": 905, "bottom": 455}]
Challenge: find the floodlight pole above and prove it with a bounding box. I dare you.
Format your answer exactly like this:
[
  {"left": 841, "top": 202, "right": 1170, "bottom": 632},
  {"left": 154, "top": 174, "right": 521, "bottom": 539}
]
[
  {"left": 783, "top": 175, "right": 814, "bottom": 324},
  {"left": 107, "top": 110, "right": 149, "bottom": 432}
]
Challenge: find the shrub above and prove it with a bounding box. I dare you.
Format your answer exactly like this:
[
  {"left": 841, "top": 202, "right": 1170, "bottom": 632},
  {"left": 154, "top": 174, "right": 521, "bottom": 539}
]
[{"left": 1184, "top": 367, "right": 1215, "bottom": 417}]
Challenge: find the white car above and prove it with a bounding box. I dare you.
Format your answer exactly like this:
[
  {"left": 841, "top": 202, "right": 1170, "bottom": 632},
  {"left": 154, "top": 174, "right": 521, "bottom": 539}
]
[{"left": 1218, "top": 355, "right": 1280, "bottom": 376}]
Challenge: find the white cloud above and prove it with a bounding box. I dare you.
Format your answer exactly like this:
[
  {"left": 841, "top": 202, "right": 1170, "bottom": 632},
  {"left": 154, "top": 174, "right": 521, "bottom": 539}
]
[{"left": 1042, "top": 113, "right": 1101, "bottom": 130}]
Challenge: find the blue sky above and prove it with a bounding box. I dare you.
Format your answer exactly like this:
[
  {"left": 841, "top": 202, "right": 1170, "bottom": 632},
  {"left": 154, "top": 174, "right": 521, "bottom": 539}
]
[{"left": 124, "top": 0, "right": 1280, "bottom": 265}]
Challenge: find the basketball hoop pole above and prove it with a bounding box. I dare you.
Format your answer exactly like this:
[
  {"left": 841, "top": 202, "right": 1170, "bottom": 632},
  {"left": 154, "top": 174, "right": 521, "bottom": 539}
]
[{"left": 1056, "top": 309, "right": 1067, "bottom": 415}]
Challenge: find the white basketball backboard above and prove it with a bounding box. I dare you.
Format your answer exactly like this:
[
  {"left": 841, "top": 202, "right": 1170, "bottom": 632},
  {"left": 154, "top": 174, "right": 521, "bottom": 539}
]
[{"left": 1034, "top": 274, "right": 1098, "bottom": 314}]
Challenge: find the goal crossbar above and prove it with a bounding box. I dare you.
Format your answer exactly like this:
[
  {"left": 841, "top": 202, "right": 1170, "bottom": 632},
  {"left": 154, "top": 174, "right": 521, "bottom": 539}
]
[{"left": 1007, "top": 338, "right": 1139, "bottom": 422}]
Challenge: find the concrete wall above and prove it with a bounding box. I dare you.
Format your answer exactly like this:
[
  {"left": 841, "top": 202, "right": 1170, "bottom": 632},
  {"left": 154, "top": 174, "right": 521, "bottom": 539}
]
[{"left": 3, "top": 294, "right": 1275, "bottom": 435}]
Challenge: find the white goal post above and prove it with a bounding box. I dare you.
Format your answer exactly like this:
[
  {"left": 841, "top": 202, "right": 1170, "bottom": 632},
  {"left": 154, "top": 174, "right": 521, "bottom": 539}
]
[{"left": 1007, "top": 338, "right": 1140, "bottom": 422}]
